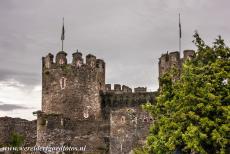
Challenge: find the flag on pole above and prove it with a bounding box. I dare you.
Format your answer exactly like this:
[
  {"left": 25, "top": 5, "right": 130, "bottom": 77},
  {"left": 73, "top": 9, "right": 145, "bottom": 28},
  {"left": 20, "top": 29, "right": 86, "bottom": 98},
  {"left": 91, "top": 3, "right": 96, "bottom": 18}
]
[
  {"left": 61, "top": 18, "right": 65, "bottom": 40},
  {"left": 179, "top": 14, "right": 181, "bottom": 38}
]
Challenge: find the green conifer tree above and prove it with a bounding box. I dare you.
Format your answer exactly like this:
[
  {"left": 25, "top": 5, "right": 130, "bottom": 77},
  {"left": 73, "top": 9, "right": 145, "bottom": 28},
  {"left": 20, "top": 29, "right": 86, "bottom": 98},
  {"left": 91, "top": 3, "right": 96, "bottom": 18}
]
[{"left": 142, "top": 32, "right": 230, "bottom": 154}]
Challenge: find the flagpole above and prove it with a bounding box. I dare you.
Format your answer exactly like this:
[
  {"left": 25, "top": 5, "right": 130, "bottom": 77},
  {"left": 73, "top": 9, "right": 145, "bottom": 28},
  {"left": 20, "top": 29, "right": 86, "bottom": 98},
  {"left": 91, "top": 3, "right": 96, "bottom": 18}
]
[
  {"left": 62, "top": 39, "right": 63, "bottom": 51},
  {"left": 61, "top": 18, "right": 65, "bottom": 51},
  {"left": 179, "top": 13, "right": 181, "bottom": 56},
  {"left": 179, "top": 31, "right": 181, "bottom": 54}
]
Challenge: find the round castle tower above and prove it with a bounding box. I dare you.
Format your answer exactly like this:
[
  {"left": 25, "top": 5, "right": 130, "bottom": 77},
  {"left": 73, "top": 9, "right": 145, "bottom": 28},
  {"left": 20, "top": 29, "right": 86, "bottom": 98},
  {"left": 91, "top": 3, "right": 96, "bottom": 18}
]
[{"left": 41, "top": 50, "right": 105, "bottom": 120}]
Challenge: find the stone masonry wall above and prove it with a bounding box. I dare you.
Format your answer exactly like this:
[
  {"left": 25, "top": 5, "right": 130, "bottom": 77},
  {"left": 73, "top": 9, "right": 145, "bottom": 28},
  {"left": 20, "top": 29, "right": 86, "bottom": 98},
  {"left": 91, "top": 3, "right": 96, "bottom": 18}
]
[
  {"left": 0, "top": 117, "right": 36, "bottom": 147},
  {"left": 36, "top": 111, "right": 110, "bottom": 153},
  {"left": 101, "top": 91, "right": 157, "bottom": 154}
]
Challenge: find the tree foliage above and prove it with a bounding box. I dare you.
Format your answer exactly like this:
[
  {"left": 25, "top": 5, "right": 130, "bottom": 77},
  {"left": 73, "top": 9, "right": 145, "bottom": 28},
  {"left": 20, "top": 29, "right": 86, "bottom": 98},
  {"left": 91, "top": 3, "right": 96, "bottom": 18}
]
[{"left": 143, "top": 32, "right": 230, "bottom": 154}]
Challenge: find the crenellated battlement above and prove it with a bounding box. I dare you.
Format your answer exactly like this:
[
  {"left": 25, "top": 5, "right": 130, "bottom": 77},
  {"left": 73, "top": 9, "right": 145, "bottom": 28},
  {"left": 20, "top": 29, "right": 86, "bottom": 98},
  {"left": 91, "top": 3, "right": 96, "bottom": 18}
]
[
  {"left": 134, "top": 87, "right": 147, "bottom": 93},
  {"left": 105, "top": 84, "right": 132, "bottom": 93},
  {"left": 101, "top": 91, "right": 157, "bottom": 109},
  {"left": 105, "top": 84, "right": 148, "bottom": 94},
  {"left": 42, "top": 51, "right": 105, "bottom": 71}
]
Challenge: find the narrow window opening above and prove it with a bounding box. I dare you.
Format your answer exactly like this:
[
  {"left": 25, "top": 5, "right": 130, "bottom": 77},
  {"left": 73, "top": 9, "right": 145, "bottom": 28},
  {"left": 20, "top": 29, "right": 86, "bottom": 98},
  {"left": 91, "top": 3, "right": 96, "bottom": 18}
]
[
  {"left": 121, "top": 116, "right": 125, "bottom": 124},
  {"left": 62, "top": 78, "right": 65, "bottom": 88},
  {"left": 61, "top": 118, "right": 64, "bottom": 126},
  {"left": 45, "top": 60, "right": 50, "bottom": 68},
  {"left": 83, "top": 108, "right": 89, "bottom": 118},
  {"left": 59, "top": 58, "right": 64, "bottom": 65},
  {"left": 76, "top": 60, "right": 82, "bottom": 68},
  {"left": 90, "top": 61, "right": 94, "bottom": 67},
  {"left": 60, "top": 77, "right": 66, "bottom": 89}
]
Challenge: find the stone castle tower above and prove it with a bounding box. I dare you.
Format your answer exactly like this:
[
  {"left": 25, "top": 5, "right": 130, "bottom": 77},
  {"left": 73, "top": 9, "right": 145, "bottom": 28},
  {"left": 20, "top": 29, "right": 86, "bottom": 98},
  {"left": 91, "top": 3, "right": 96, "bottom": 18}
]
[
  {"left": 41, "top": 51, "right": 105, "bottom": 120},
  {"left": 36, "top": 51, "right": 109, "bottom": 152}
]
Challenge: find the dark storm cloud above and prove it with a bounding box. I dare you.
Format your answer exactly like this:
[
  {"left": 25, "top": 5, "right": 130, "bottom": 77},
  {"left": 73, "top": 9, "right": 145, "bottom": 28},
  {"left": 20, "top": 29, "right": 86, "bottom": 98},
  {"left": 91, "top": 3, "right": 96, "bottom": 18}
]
[
  {"left": 0, "top": 0, "right": 230, "bottom": 90},
  {"left": 0, "top": 103, "right": 29, "bottom": 111}
]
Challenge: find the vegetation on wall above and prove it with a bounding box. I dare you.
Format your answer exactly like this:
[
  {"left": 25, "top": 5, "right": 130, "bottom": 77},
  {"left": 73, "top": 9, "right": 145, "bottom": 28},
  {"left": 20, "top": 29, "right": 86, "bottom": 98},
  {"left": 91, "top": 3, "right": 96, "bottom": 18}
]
[
  {"left": 9, "top": 132, "right": 24, "bottom": 154},
  {"left": 140, "top": 32, "right": 230, "bottom": 154}
]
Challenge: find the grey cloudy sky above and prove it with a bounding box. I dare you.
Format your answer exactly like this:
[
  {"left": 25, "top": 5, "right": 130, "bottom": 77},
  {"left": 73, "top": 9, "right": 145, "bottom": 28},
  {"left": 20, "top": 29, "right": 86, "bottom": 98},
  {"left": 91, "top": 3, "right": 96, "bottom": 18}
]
[{"left": 0, "top": 0, "right": 229, "bottom": 120}]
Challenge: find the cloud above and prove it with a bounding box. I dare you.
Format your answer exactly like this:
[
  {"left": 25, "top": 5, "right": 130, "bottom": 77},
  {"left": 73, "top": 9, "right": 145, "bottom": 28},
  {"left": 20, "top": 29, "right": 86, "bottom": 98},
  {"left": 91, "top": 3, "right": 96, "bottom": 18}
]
[
  {"left": 0, "top": 103, "right": 29, "bottom": 111},
  {"left": 0, "top": 0, "right": 230, "bottom": 119},
  {"left": 0, "top": 69, "right": 40, "bottom": 87},
  {"left": 0, "top": 0, "right": 229, "bottom": 90}
]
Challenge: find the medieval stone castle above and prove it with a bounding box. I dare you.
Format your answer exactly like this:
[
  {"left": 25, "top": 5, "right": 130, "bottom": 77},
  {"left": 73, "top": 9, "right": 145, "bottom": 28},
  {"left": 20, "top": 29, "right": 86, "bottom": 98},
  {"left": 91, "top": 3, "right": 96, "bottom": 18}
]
[{"left": 0, "top": 48, "right": 195, "bottom": 154}]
